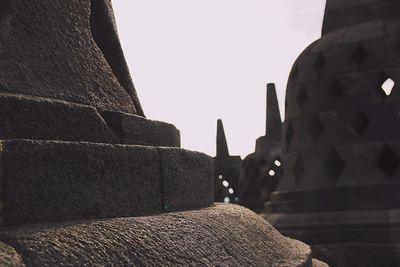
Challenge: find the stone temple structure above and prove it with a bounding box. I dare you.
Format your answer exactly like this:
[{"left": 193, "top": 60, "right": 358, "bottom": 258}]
[
  {"left": 213, "top": 120, "right": 242, "bottom": 204},
  {"left": 265, "top": 0, "right": 400, "bottom": 266},
  {"left": 0, "top": 1, "right": 323, "bottom": 266},
  {"left": 241, "top": 83, "right": 283, "bottom": 212}
]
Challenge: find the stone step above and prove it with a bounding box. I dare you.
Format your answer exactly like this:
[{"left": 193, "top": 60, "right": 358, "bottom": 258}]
[
  {"left": 0, "top": 140, "right": 213, "bottom": 225},
  {"left": 0, "top": 93, "right": 180, "bottom": 147},
  {"left": 101, "top": 110, "right": 180, "bottom": 147}
]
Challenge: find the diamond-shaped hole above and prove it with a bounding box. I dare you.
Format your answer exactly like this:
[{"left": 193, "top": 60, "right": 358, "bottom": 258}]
[
  {"left": 349, "top": 110, "right": 369, "bottom": 137},
  {"left": 328, "top": 78, "right": 346, "bottom": 98},
  {"left": 323, "top": 150, "right": 345, "bottom": 185},
  {"left": 352, "top": 45, "right": 368, "bottom": 65},
  {"left": 314, "top": 53, "right": 326, "bottom": 74},
  {"left": 296, "top": 87, "right": 308, "bottom": 109},
  {"left": 376, "top": 145, "right": 399, "bottom": 177},
  {"left": 381, "top": 78, "right": 395, "bottom": 96},
  {"left": 293, "top": 156, "right": 304, "bottom": 186},
  {"left": 308, "top": 116, "right": 324, "bottom": 141}
]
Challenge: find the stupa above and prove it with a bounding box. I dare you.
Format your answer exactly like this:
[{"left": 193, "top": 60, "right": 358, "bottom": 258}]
[
  {"left": 213, "top": 120, "right": 242, "bottom": 204},
  {"left": 0, "top": 1, "right": 322, "bottom": 266},
  {"left": 241, "top": 83, "right": 283, "bottom": 211},
  {"left": 265, "top": 0, "right": 400, "bottom": 266}
]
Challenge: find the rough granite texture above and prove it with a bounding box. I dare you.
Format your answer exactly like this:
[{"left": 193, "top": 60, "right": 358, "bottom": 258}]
[
  {"left": 312, "top": 259, "right": 329, "bottom": 267},
  {"left": 0, "top": 92, "right": 118, "bottom": 144},
  {"left": 0, "top": 0, "right": 139, "bottom": 114},
  {"left": 90, "top": 0, "right": 144, "bottom": 116},
  {"left": 0, "top": 242, "right": 25, "bottom": 267},
  {"left": 0, "top": 92, "right": 180, "bottom": 147},
  {"left": 159, "top": 148, "right": 214, "bottom": 211},
  {"left": 1, "top": 140, "right": 213, "bottom": 225},
  {"left": 101, "top": 111, "right": 180, "bottom": 147},
  {"left": 0, "top": 204, "right": 313, "bottom": 267}
]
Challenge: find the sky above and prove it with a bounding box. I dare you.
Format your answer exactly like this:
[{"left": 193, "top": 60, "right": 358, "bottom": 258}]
[{"left": 112, "top": 0, "right": 326, "bottom": 158}]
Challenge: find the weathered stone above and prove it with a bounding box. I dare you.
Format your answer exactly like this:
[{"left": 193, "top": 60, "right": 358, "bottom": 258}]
[
  {"left": 101, "top": 111, "right": 180, "bottom": 147},
  {"left": 312, "top": 259, "right": 329, "bottom": 267},
  {"left": 0, "top": 140, "right": 213, "bottom": 225},
  {"left": 0, "top": 0, "right": 325, "bottom": 266},
  {"left": 0, "top": 0, "right": 141, "bottom": 114},
  {"left": 0, "top": 93, "right": 118, "bottom": 143},
  {"left": 159, "top": 147, "right": 214, "bottom": 211},
  {"left": 0, "top": 242, "right": 25, "bottom": 267},
  {"left": 0, "top": 93, "right": 182, "bottom": 147},
  {"left": 0, "top": 204, "right": 313, "bottom": 267},
  {"left": 266, "top": 1, "right": 400, "bottom": 266},
  {"left": 1, "top": 141, "right": 162, "bottom": 225}
]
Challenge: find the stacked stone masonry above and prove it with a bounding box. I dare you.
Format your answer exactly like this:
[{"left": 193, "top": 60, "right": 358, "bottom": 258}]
[{"left": 0, "top": 0, "right": 323, "bottom": 266}]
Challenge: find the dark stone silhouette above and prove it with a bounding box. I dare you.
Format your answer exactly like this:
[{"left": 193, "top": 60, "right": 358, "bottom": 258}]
[
  {"left": 241, "top": 84, "right": 283, "bottom": 212},
  {"left": 0, "top": 1, "right": 319, "bottom": 266},
  {"left": 265, "top": 0, "right": 400, "bottom": 266},
  {"left": 214, "top": 119, "right": 242, "bottom": 204}
]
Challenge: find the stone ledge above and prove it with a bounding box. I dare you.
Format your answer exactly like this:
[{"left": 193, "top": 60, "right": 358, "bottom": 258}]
[
  {"left": 0, "top": 204, "right": 313, "bottom": 267},
  {"left": 1, "top": 140, "right": 212, "bottom": 225},
  {"left": 263, "top": 209, "right": 400, "bottom": 244},
  {"left": 0, "top": 93, "right": 118, "bottom": 144},
  {"left": 0, "top": 93, "right": 180, "bottom": 147},
  {"left": 101, "top": 111, "right": 180, "bottom": 147}
]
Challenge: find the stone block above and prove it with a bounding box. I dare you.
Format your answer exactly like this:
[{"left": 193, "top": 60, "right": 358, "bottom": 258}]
[
  {"left": 101, "top": 111, "right": 180, "bottom": 147},
  {"left": 0, "top": 93, "right": 118, "bottom": 143},
  {"left": 1, "top": 140, "right": 162, "bottom": 225},
  {"left": 0, "top": 140, "right": 215, "bottom": 225},
  {"left": 158, "top": 148, "right": 214, "bottom": 211}
]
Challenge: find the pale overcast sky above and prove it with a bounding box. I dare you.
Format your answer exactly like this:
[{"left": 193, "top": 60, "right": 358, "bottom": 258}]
[{"left": 113, "top": 0, "right": 326, "bottom": 157}]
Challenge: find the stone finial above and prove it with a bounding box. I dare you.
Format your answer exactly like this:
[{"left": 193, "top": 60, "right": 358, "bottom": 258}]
[
  {"left": 216, "top": 119, "right": 230, "bottom": 157},
  {"left": 266, "top": 83, "right": 282, "bottom": 139}
]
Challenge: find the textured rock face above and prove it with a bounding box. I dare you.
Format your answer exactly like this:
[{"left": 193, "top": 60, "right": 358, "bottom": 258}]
[
  {"left": 0, "top": 1, "right": 325, "bottom": 266},
  {"left": 0, "top": 242, "right": 25, "bottom": 267},
  {"left": 0, "top": 0, "right": 140, "bottom": 114},
  {"left": 0, "top": 140, "right": 214, "bottom": 225},
  {"left": 0, "top": 204, "right": 314, "bottom": 267},
  {"left": 275, "top": 0, "right": 400, "bottom": 209},
  {"left": 265, "top": 0, "right": 400, "bottom": 266}
]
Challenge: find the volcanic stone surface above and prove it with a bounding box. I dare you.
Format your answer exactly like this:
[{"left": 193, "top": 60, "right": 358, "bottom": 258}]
[
  {"left": 0, "top": 0, "right": 140, "bottom": 114},
  {"left": 266, "top": 0, "right": 400, "bottom": 266},
  {"left": 0, "top": 242, "right": 25, "bottom": 267},
  {"left": 0, "top": 140, "right": 213, "bottom": 225},
  {"left": 0, "top": 93, "right": 180, "bottom": 147},
  {"left": 0, "top": 204, "right": 313, "bottom": 267}
]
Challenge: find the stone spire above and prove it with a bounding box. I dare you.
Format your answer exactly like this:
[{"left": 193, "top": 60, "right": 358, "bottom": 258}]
[
  {"left": 255, "top": 83, "right": 282, "bottom": 154},
  {"left": 216, "top": 119, "right": 230, "bottom": 157},
  {"left": 241, "top": 84, "right": 283, "bottom": 211},
  {"left": 265, "top": 83, "right": 282, "bottom": 139}
]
